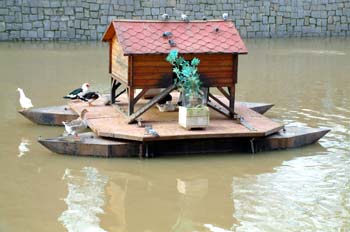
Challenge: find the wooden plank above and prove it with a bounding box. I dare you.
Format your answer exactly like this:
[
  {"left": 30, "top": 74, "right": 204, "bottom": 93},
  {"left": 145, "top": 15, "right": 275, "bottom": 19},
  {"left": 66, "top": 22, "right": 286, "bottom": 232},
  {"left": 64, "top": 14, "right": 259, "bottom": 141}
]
[
  {"left": 111, "top": 36, "right": 128, "bottom": 84},
  {"left": 38, "top": 132, "right": 140, "bottom": 157},
  {"left": 128, "top": 87, "right": 134, "bottom": 116},
  {"left": 18, "top": 105, "right": 77, "bottom": 126},
  {"left": 233, "top": 54, "right": 238, "bottom": 83},
  {"left": 228, "top": 84, "right": 235, "bottom": 117},
  {"left": 128, "top": 55, "right": 133, "bottom": 86},
  {"left": 68, "top": 93, "right": 283, "bottom": 142},
  {"left": 38, "top": 127, "right": 330, "bottom": 157}
]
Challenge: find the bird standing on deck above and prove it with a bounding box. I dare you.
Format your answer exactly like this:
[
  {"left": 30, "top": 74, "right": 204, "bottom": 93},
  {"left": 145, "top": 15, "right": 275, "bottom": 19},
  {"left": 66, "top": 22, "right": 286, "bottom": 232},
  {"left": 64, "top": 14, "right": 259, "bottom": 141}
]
[
  {"left": 79, "top": 91, "right": 100, "bottom": 106},
  {"left": 63, "top": 83, "right": 90, "bottom": 100},
  {"left": 145, "top": 124, "right": 159, "bottom": 137},
  {"left": 17, "top": 88, "right": 34, "bottom": 110},
  {"left": 62, "top": 109, "right": 89, "bottom": 139}
]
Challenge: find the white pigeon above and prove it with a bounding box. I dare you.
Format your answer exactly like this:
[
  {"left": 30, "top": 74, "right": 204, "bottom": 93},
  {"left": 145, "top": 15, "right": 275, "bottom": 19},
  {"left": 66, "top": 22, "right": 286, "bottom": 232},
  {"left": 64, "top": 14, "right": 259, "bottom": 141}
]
[
  {"left": 17, "top": 88, "right": 33, "bottom": 110},
  {"left": 161, "top": 13, "right": 169, "bottom": 20},
  {"left": 222, "top": 13, "right": 229, "bottom": 21},
  {"left": 181, "top": 13, "right": 189, "bottom": 22}
]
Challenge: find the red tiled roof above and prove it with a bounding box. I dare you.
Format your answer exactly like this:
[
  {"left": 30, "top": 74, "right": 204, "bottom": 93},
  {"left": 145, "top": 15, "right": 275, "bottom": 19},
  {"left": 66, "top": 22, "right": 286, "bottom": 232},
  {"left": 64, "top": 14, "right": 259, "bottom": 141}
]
[{"left": 102, "top": 20, "right": 248, "bottom": 55}]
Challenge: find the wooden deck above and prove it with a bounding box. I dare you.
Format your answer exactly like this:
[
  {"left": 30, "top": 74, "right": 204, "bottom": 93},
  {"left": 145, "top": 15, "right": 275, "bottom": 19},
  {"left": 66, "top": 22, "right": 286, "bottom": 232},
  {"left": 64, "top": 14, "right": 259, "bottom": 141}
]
[{"left": 69, "top": 93, "right": 283, "bottom": 142}]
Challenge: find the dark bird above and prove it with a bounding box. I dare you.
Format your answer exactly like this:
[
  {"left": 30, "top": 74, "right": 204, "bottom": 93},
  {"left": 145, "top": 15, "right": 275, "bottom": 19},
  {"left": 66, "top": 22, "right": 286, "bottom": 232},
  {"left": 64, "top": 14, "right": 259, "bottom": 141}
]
[
  {"left": 163, "top": 31, "right": 173, "bottom": 38},
  {"left": 145, "top": 125, "right": 159, "bottom": 137},
  {"left": 157, "top": 94, "right": 172, "bottom": 105},
  {"left": 168, "top": 39, "right": 176, "bottom": 47},
  {"left": 63, "top": 83, "right": 90, "bottom": 100},
  {"left": 161, "top": 13, "right": 169, "bottom": 20},
  {"left": 79, "top": 91, "right": 100, "bottom": 106}
]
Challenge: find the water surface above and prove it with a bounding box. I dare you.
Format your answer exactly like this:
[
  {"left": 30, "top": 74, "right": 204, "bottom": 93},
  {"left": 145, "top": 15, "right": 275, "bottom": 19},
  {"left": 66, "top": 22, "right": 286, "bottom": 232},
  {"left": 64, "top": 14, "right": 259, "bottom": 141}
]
[{"left": 0, "top": 38, "right": 349, "bottom": 232}]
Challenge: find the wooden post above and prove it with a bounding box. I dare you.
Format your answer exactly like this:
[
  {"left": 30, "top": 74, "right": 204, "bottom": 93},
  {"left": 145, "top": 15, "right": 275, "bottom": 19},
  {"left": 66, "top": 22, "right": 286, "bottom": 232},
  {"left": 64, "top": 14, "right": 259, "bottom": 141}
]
[
  {"left": 228, "top": 85, "right": 235, "bottom": 118},
  {"left": 111, "top": 78, "right": 116, "bottom": 104},
  {"left": 128, "top": 87, "right": 134, "bottom": 116}
]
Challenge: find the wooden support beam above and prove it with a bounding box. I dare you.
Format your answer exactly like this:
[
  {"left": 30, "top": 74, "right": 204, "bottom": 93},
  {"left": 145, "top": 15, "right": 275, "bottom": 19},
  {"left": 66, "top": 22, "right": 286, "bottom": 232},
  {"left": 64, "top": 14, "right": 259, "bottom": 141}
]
[
  {"left": 132, "top": 88, "right": 149, "bottom": 106},
  {"left": 115, "top": 87, "right": 126, "bottom": 99},
  {"left": 111, "top": 79, "right": 122, "bottom": 104},
  {"left": 127, "top": 84, "right": 177, "bottom": 124},
  {"left": 208, "top": 92, "right": 235, "bottom": 115},
  {"left": 207, "top": 101, "right": 231, "bottom": 117},
  {"left": 217, "top": 86, "right": 230, "bottom": 100},
  {"left": 128, "top": 87, "right": 135, "bottom": 116},
  {"left": 228, "top": 85, "right": 235, "bottom": 117}
]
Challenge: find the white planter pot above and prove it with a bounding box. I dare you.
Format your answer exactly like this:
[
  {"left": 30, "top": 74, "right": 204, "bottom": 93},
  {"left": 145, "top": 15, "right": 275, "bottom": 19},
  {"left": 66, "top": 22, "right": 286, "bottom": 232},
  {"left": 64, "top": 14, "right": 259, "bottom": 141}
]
[{"left": 178, "top": 106, "right": 209, "bottom": 130}]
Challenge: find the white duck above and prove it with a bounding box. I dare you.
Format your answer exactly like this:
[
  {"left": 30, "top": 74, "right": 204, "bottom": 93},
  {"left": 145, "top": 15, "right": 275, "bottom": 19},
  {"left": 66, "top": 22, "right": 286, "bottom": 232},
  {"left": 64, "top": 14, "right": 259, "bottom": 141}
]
[
  {"left": 62, "top": 109, "right": 89, "bottom": 138},
  {"left": 17, "top": 88, "right": 33, "bottom": 110}
]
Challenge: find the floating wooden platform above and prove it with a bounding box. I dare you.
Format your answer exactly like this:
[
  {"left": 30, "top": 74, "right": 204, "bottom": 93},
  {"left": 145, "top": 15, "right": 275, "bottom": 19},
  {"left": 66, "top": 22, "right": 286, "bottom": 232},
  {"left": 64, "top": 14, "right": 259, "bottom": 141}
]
[
  {"left": 38, "top": 126, "right": 330, "bottom": 157},
  {"left": 18, "top": 105, "right": 77, "bottom": 126},
  {"left": 18, "top": 100, "right": 273, "bottom": 126},
  {"left": 68, "top": 94, "right": 283, "bottom": 142}
]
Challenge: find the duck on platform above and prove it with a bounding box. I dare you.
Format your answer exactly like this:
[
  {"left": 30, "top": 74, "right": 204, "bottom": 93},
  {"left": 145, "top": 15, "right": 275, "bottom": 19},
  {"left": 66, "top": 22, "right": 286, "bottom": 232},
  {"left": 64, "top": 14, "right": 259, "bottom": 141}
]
[
  {"left": 79, "top": 91, "right": 100, "bottom": 106},
  {"left": 17, "top": 88, "right": 34, "bottom": 110},
  {"left": 63, "top": 83, "right": 90, "bottom": 100},
  {"left": 62, "top": 109, "right": 89, "bottom": 139},
  {"left": 156, "top": 94, "right": 176, "bottom": 112}
]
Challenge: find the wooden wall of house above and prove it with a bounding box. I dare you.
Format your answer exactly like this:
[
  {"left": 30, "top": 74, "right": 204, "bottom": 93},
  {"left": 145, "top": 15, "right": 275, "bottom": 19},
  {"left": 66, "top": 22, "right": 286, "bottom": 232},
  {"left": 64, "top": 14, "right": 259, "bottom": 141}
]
[
  {"left": 131, "top": 54, "right": 237, "bottom": 89},
  {"left": 111, "top": 36, "right": 128, "bottom": 85}
]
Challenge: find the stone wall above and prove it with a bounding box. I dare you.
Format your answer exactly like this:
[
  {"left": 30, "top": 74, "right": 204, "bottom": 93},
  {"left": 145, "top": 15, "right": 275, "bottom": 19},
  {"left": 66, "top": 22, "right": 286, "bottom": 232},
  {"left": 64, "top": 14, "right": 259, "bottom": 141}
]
[{"left": 0, "top": 0, "right": 349, "bottom": 41}]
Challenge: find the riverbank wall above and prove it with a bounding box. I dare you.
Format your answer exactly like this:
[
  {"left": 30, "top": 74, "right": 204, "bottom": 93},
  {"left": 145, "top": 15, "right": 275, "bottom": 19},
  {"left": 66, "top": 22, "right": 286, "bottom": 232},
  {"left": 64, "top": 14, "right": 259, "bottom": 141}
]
[{"left": 0, "top": 0, "right": 349, "bottom": 41}]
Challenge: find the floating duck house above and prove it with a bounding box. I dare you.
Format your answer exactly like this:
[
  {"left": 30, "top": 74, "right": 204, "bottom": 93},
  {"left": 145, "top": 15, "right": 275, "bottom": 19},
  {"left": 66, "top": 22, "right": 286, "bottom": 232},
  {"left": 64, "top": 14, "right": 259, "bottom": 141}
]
[{"left": 102, "top": 20, "right": 248, "bottom": 122}]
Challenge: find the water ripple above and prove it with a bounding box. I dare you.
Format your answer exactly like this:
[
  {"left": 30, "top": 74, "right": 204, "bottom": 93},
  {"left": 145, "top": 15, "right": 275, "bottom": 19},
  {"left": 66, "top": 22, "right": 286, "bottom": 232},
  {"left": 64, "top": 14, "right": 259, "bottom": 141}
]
[
  {"left": 58, "top": 167, "right": 108, "bottom": 232},
  {"left": 231, "top": 152, "right": 350, "bottom": 232}
]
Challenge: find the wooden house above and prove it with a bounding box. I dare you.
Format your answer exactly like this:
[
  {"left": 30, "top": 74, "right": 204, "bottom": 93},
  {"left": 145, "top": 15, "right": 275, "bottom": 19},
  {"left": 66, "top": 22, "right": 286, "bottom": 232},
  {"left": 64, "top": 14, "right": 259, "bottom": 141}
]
[{"left": 102, "top": 20, "right": 247, "bottom": 123}]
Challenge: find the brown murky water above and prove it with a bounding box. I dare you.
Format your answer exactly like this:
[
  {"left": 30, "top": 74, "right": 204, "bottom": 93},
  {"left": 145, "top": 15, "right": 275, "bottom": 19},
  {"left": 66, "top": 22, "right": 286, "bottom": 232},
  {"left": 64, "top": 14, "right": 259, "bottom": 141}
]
[{"left": 0, "top": 39, "right": 349, "bottom": 232}]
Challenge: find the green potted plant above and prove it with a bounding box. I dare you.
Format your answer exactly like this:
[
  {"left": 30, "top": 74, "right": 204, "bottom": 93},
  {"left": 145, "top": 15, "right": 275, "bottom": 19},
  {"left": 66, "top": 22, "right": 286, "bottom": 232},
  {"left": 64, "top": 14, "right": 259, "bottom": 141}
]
[{"left": 166, "top": 49, "right": 209, "bottom": 130}]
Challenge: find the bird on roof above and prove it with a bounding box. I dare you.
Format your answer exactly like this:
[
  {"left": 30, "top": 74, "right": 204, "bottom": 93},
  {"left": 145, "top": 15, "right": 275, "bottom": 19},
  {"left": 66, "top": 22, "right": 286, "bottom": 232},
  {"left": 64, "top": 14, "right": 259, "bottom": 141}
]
[
  {"left": 222, "top": 13, "right": 229, "bottom": 21},
  {"left": 79, "top": 91, "right": 100, "bottom": 106},
  {"left": 163, "top": 31, "right": 172, "bottom": 38},
  {"left": 161, "top": 13, "right": 169, "bottom": 20},
  {"left": 63, "top": 83, "right": 90, "bottom": 100},
  {"left": 62, "top": 109, "right": 88, "bottom": 139},
  {"left": 145, "top": 124, "right": 159, "bottom": 137},
  {"left": 169, "top": 39, "right": 176, "bottom": 47},
  {"left": 181, "top": 13, "right": 189, "bottom": 22},
  {"left": 17, "top": 88, "right": 33, "bottom": 110}
]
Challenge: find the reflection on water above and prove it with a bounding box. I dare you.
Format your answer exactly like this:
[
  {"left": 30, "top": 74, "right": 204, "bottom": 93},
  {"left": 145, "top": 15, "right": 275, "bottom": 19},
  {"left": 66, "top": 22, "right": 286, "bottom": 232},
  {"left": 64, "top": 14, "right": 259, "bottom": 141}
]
[
  {"left": 0, "top": 38, "right": 349, "bottom": 232},
  {"left": 18, "top": 138, "right": 31, "bottom": 157},
  {"left": 59, "top": 167, "right": 108, "bottom": 232}
]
